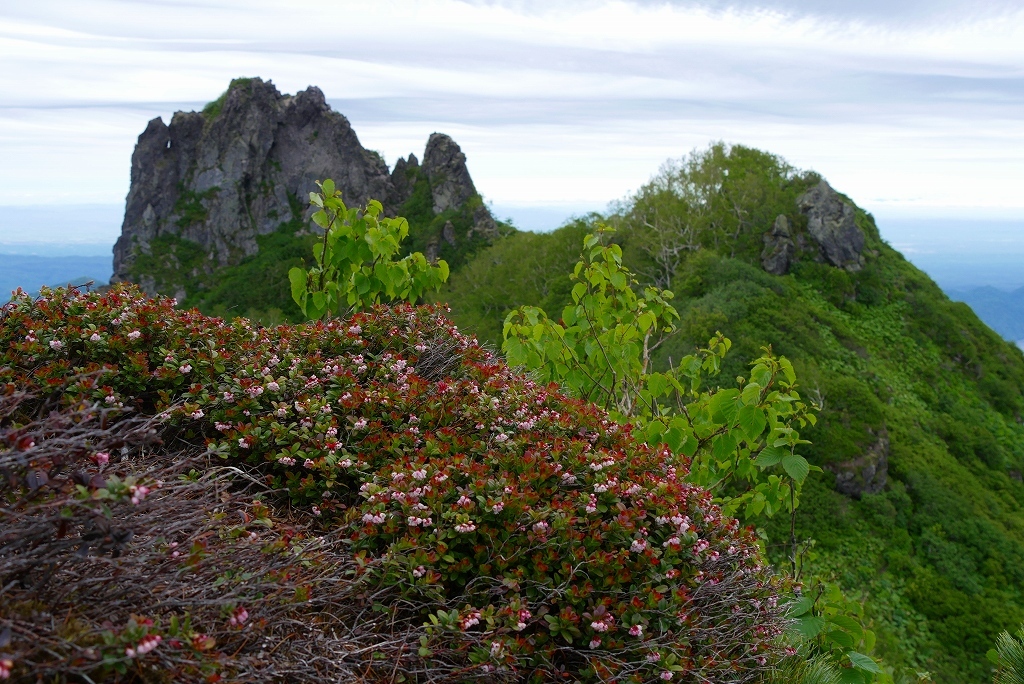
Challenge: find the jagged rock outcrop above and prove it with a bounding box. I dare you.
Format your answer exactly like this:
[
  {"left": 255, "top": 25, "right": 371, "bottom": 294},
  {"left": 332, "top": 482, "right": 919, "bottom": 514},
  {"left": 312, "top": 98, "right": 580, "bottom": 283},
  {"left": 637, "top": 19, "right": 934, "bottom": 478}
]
[
  {"left": 827, "top": 430, "right": 889, "bottom": 498},
  {"left": 113, "top": 78, "right": 496, "bottom": 291},
  {"left": 422, "top": 133, "right": 499, "bottom": 240},
  {"left": 798, "top": 180, "right": 866, "bottom": 271},
  {"left": 761, "top": 215, "right": 795, "bottom": 275}
]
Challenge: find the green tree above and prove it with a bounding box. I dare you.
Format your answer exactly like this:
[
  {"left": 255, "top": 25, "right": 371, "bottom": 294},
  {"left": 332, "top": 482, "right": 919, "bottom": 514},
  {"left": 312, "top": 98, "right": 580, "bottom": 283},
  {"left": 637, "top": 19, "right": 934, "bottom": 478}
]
[{"left": 289, "top": 179, "right": 449, "bottom": 319}]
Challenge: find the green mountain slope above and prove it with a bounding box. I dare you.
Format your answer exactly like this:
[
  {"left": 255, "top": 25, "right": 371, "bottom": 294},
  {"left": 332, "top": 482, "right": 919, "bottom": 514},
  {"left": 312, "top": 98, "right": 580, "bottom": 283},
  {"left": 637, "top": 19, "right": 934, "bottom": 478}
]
[
  {"left": 436, "top": 145, "right": 1024, "bottom": 682},
  {"left": 129, "top": 140, "right": 1024, "bottom": 681}
]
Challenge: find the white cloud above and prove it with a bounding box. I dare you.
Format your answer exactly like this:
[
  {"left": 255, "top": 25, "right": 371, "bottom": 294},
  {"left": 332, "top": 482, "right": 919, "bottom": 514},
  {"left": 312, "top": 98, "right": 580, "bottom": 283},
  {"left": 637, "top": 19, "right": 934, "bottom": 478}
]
[{"left": 0, "top": 0, "right": 1022, "bottom": 229}]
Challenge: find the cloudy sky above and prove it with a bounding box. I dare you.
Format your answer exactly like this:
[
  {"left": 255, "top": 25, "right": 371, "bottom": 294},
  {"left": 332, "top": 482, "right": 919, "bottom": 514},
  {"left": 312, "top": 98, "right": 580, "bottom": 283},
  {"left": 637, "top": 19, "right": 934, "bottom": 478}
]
[{"left": 1, "top": 0, "right": 1023, "bottom": 243}]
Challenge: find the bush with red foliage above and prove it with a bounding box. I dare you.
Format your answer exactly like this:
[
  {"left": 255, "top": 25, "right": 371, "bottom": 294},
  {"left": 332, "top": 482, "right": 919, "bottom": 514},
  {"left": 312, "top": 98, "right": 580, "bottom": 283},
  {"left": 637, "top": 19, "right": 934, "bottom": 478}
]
[{"left": 1, "top": 285, "right": 786, "bottom": 682}]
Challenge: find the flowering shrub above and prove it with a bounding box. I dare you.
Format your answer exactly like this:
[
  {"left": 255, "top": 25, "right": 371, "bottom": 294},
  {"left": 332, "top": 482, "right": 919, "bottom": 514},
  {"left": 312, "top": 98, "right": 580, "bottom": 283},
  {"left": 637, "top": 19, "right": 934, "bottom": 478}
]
[{"left": 1, "top": 284, "right": 787, "bottom": 681}]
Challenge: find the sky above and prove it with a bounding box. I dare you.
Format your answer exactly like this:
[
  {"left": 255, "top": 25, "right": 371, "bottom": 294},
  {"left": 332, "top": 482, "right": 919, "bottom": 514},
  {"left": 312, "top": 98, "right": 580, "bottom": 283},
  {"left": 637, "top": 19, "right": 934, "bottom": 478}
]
[{"left": 1, "top": 0, "right": 1023, "bottom": 275}]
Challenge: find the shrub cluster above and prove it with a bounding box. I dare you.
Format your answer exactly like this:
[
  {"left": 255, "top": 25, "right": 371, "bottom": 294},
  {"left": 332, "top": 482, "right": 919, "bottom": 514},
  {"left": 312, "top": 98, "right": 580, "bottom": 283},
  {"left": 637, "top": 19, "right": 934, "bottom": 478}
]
[
  {"left": 0, "top": 388, "right": 436, "bottom": 682},
  {"left": 1, "top": 284, "right": 787, "bottom": 681}
]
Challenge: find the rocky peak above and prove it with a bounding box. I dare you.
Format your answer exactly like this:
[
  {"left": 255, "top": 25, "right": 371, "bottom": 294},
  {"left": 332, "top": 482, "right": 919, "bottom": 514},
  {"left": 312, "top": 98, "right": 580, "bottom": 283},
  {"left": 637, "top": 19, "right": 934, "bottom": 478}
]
[
  {"left": 422, "top": 133, "right": 478, "bottom": 214},
  {"left": 798, "top": 180, "right": 866, "bottom": 271},
  {"left": 113, "top": 78, "right": 496, "bottom": 293}
]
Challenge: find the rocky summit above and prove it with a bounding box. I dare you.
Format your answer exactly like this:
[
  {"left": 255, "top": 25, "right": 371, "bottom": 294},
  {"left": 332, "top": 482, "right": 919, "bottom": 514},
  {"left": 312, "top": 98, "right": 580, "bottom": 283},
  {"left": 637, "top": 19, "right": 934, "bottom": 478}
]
[{"left": 112, "top": 77, "right": 496, "bottom": 296}]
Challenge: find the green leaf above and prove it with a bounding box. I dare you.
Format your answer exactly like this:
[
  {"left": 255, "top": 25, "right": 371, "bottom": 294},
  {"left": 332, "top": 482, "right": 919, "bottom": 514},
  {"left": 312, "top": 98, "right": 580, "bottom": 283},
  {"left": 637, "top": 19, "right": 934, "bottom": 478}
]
[
  {"left": 793, "top": 616, "right": 825, "bottom": 638},
  {"left": 321, "top": 178, "right": 336, "bottom": 196},
  {"left": 754, "top": 446, "right": 785, "bottom": 467},
  {"left": 828, "top": 615, "right": 863, "bottom": 639},
  {"left": 847, "top": 652, "right": 882, "bottom": 674},
  {"left": 708, "top": 388, "right": 740, "bottom": 424},
  {"left": 737, "top": 405, "right": 767, "bottom": 441},
  {"left": 288, "top": 267, "right": 307, "bottom": 310},
  {"left": 781, "top": 453, "right": 809, "bottom": 482}
]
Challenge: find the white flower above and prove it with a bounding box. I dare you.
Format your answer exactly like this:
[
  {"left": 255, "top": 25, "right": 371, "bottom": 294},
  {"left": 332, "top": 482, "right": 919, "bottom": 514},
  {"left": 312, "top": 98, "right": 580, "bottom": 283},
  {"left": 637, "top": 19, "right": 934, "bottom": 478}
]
[
  {"left": 179, "top": 364, "right": 192, "bottom": 374},
  {"left": 629, "top": 624, "right": 643, "bottom": 637},
  {"left": 238, "top": 438, "right": 250, "bottom": 449},
  {"left": 532, "top": 521, "right": 549, "bottom": 534},
  {"left": 127, "top": 330, "right": 142, "bottom": 340},
  {"left": 265, "top": 381, "right": 280, "bottom": 392},
  {"left": 631, "top": 539, "right": 648, "bottom": 553},
  {"left": 413, "top": 565, "right": 427, "bottom": 578},
  {"left": 353, "top": 418, "right": 368, "bottom": 430},
  {"left": 412, "top": 468, "right": 427, "bottom": 481},
  {"left": 304, "top": 458, "right": 316, "bottom": 469},
  {"left": 589, "top": 638, "right": 602, "bottom": 649},
  {"left": 279, "top": 456, "right": 296, "bottom": 466},
  {"left": 89, "top": 333, "right": 102, "bottom": 342},
  {"left": 590, "top": 621, "right": 608, "bottom": 632},
  {"left": 455, "top": 521, "right": 477, "bottom": 533},
  {"left": 190, "top": 409, "right": 204, "bottom": 419},
  {"left": 49, "top": 340, "right": 63, "bottom": 350}
]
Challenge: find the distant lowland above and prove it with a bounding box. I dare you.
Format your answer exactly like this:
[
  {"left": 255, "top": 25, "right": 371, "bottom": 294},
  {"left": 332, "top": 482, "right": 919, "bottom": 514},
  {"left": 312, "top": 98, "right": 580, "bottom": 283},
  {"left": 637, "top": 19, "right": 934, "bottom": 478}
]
[{"left": 3, "top": 216, "right": 1021, "bottom": 347}]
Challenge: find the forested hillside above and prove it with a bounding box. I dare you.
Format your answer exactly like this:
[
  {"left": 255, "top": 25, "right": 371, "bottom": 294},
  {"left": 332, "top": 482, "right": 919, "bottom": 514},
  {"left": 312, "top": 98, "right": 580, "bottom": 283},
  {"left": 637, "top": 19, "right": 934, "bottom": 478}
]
[
  {"left": 435, "top": 145, "right": 1024, "bottom": 682},
  {"left": 122, "top": 141, "right": 1024, "bottom": 682}
]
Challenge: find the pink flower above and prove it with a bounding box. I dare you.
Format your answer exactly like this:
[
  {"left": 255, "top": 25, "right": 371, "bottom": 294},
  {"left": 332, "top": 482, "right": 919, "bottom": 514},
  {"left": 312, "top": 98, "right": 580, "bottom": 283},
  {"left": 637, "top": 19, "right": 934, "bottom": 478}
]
[
  {"left": 413, "top": 565, "right": 427, "bottom": 578},
  {"left": 311, "top": 506, "right": 321, "bottom": 516},
  {"left": 229, "top": 606, "right": 249, "bottom": 626},
  {"left": 455, "top": 521, "right": 477, "bottom": 533},
  {"left": 129, "top": 485, "right": 150, "bottom": 505},
  {"left": 304, "top": 458, "right": 316, "bottom": 469},
  {"left": 278, "top": 456, "right": 296, "bottom": 466},
  {"left": 353, "top": 418, "right": 368, "bottom": 430},
  {"left": 93, "top": 452, "right": 110, "bottom": 466},
  {"left": 127, "top": 330, "right": 142, "bottom": 340},
  {"left": 590, "top": 620, "right": 608, "bottom": 632},
  {"left": 412, "top": 468, "right": 427, "bottom": 481},
  {"left": 629, "top": 624, "right": 643, "bottom": 637},
  {"left": 222, "top": 391, "right": 234, "bottom": 402},
  {"left": 247, "top": 385, "right": 264, "bottom": 397},
  {"left": 589, "top": 638, "right": 601, "bottom": 648},
  {"left": 238, "top": 438, "right": 250, "bottom": 449},
  {"left": 265, "top": 381, "right": 280, "bottom": 392},
  {"left": 49, "top": 340, "right": 63, "bottom": 350},
  {"left": 89, "top": 333, "right": 102, "bottom": 342},
  {"left": 630, "top": 539, "right": 648, "bottom": 553},
  {"left": 178, "top": 364, "right": 192, "bottom": 374},
  {"left": 532, "top": 521, "right": 549, "bottom": 534},
  {"left": 190, "top": 409, "right": 204, "bottom": 419},
  {"left": 660, "top": 672, "right": 673, "bottom": 680},
  {"left": 0, "top": 659, "right": 12, "bottom": 679}
]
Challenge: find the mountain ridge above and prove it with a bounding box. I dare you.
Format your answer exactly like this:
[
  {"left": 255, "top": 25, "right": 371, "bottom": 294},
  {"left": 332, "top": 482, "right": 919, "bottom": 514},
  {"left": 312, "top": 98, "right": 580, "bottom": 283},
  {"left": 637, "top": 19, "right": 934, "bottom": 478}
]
[{"left": 113, "top": 77, "right": 498, "bottom": 305}]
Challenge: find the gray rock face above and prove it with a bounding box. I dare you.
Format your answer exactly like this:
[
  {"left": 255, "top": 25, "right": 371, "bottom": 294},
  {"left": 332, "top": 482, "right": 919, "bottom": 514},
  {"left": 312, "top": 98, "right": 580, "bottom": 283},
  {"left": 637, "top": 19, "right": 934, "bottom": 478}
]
[
  {"left": 390, "top": 154, "right": 419, "bottom": 207},
  {"left": 797, "top": 180, "right": 866, "bottom": 271},
  {"left": 113, "top": 79, "right": 495, "bottom": 290},
  {"left": 761, "top": 214, "right": 795, "bottom": 275},
  {"left": 422, "top": 134, "right": 499, "bottom": 240},
  {"left": 827, "top": 430, "right": 889, "bottom": 498},
  {"left": 422, "top": 133, "right": 477, "bottom": 214}
]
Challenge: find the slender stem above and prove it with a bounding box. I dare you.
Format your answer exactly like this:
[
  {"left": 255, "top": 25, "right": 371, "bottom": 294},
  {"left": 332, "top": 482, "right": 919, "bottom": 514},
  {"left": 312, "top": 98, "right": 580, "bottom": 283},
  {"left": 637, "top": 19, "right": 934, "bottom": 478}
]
[{"left": 789, "top": 477, "right": 798, "bottom": 578}]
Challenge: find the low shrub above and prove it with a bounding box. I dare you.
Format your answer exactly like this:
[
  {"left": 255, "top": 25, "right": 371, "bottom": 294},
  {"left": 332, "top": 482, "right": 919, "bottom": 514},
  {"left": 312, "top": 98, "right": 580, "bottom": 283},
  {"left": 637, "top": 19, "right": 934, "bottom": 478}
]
[
  {"left": 0, "top": 388, "right": 432, "bottom": 682},
  {"left": 1, "top": 284, "right": 787, "bottom": 681}
]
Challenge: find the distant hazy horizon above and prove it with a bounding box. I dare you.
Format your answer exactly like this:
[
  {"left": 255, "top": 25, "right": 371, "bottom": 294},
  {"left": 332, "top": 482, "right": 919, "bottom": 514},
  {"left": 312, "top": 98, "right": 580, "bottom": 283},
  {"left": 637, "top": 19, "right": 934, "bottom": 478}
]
[{"left": 2, "top": 202, "right": 1022, "bottom": 294}]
